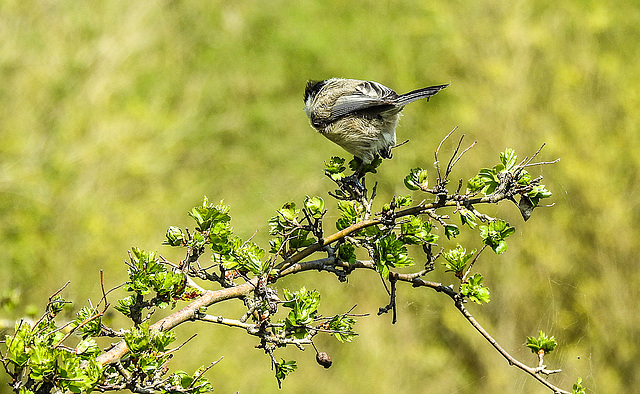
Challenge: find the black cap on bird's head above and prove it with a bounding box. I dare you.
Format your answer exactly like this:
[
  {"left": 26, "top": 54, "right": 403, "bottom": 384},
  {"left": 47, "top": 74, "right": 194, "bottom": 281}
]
[{"left": 304, "top": 79, "right": 328, "bottom": 102}]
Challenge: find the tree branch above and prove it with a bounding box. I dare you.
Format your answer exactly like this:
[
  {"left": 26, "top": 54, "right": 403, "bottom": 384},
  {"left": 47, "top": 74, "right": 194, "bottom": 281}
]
[
  {"left": 453, "top": 300, "right": 569, "bottom": 394},
  {"left": 275, "top": 190, "right": 515, "bottom": 274},
  {"left": 96, "top": 277, "right": 258, "bottom": 365}
]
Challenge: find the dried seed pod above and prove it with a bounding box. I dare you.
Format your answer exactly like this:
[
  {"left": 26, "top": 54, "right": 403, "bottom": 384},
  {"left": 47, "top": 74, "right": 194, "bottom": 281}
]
[{"left": 316, "top": 351, "right": 332, "bottom": 368}]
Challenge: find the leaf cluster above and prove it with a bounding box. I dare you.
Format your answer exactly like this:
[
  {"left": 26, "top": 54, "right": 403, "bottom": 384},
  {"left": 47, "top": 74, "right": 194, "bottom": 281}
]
[
  {"left": 268, "top": 197, "right": 324, "bottom": 258},
  {"left": 116, "top": 247, "right": 187, "bottom": 321},
  {"left": 526, "top": 331, "right": 558, "bottom": 355},
  {"left": 466, "top": 148, "right": 553, "bottom": 221},
  {"left": 2, "top": 300, "right": 103, "bottom": 393}
]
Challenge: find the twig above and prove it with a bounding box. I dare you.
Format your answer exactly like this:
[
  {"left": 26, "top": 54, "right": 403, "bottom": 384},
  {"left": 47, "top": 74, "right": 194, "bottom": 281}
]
[
  {"left": 448, "top": 140, "right": 477, "bottom": 174},
  {"left": 53, "top": 303, "right": 109, "bottom": 348},
  {"left": 521, "top": 143, "right": 546, "bottom": 166},
  {"left": 96, "top": 271, "right": 127, "bottom": 310},
  {"left": 32, "top": 282, "right": 72, "bottom": 331},
  {"left": 454, "top": 300, "right": 569, "bottom": 394},
  {"left": 518, "top": 143, "right": 560, "bottom": 168},
  {"left": 50, "top": 281, "right": 71, "bottom": 300},
  {"left": 189, "top": 357, "right": 224, "bottom": 389},
  {"left": 160, "top": 333, "right": 198, "bottom": 357},
  {"left": 461, "top": 245, "right": 487, "bottom": 283},
  {"left": 521, "top": 158, "right": 561, "bottom": 168},
  {"left": 99, "top": 271, "right": 107, "bottom": 307},
  {"left": 444, "top": 133, "right": 465, "bottom": 178},
  {"left": 196, "top": 314, "right": 259, "bottom": 332},
  {"left": 434, "top": 126, "right": 459, "bottom": 179},
  {"left": 378, "top": 274, "right": 398, "bottom": 323}
]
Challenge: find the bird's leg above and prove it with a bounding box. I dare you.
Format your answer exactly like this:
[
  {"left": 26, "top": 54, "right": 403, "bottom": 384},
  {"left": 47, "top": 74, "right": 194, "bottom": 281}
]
[{"left": 340, "top": 161, "right": 366, "bottom": 198}]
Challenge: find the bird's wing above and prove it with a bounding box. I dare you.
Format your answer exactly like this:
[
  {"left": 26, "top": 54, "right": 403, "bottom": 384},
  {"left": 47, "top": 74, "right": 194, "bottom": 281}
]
[{"left": 330, "top": 81, "right": 398, "bottom": 119}]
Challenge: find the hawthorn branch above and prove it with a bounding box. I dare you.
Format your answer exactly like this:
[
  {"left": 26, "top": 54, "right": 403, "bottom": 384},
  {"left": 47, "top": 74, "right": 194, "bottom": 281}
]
[
  {"left": 90, "top": 143, "right": 560, "bottom": 391},
  {"left": 96, "top": 277, "right": 259, "bottom": 365},
  {"left": 275, "top": 189, "right": 515, "bottom": 274},
  {"left": 279, "top": 257, "right": 375, "bottom": 277},
  {"left": 274, "top": 254, "right": 569, "bottom": 393}
]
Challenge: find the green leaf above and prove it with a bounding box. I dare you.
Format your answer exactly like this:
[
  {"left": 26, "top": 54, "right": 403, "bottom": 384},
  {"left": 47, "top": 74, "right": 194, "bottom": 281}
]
[
  {"left": 282, "top": 287, "right": 321, "bottom": 338},
  {"left": 75, "top": 338, "right": 101, "bottom": 358},
  {"left": 477, "top": 168, "right": 499, "bottom": 194},
  {"left": 6, "top": 322, "right": 32, "bottom": 367},
  {"left": 288, "top": 229, "right": 314, "bottom": 249},
  {"left": 304, "top": 195, "right": 325, "bottom": 219},
  {"left": 275, "top": 359, "right": 297, "bottom": 383},
  {"left": 376, "top": 261, "right": 390, "bottom": 279},
  {"left": 494, "top": 240, "right": 508, "bottom": 254},
  {"left": 46, "top": 294, "right": 67, "bottom": 315},
  {"left": 269, "top": 237, "right": 283, "bottom": 255},
  {"left": 500, "top": 148, "right": 517, "bottom": 171},
  {"left": 442, "top": 245, "right": 475, "bottom": 276},
  {"left": 460, "top": 273, "right": 490, "bottom": 304},
  {"left": 572, "top": 378, "right": 587, "bottom": 394},
  {"left": 115, "top": 295, "right": 136, "bottom": 317},
  {"left": 526, "top": 331, "right": 558, "bottom": 354},
  {"left": 269, "top": 202, "right": 300, "bottom": 235},
  {"left": 126, "top": 248, "right": 165, "bottom": 296},
  {"left": 395, "top": 195, "right": 413, "bottom": 208},
  {"left": 208, "top": 220, "right": 234, "bottom": 255},
  {"left": 528, "top": 184, "right": 552, "bottom": 206},
  {"left": 191, "top": 231, "right": 206, "bottom": 248},
  {"left": 187, "top": 197, "right": 231, "bottom": 232},
  {"left": 164, "top": 226, "right": 185, "bottom": 246},
  {"left": 336, "top": 243, "right": 356, "bottom": 264},
  {"left": 138, "top": 353, "right": 165, "bottom": 377},
  {"left": 58, "top": 352, "right": 103, "bottom": 392},
  {"left": 466, "top": 174, "right": 485, "bottom": 193},
  {"left": 167, "top": 370, "right": 213, "bottom": 394},
  {"left": 73, "top": 306, "right": 102, "bottom": 338},
  {"left": 349, "top": 156, "right": 381, "bottom": 174},
  {"left": 28, "top": 343, "right": 57, "bottom": 380},
  {"left": 151, "top": 330, "right": 176, "bottom": 352},
  {"left": 516, "top": 169, "right": 531, "bottom": 185},
  {"left": 324, "top": 156, "right": 346, "bottom": 180},
  {"left": 232, "top": 241, "right": 267, "bottom": 275},
  {"left": 444, "top": 224, "right": 460, "bottom": 239},
  {"left": 328, "top": 315, "right": 357, "bottom": 342},
  {"left": 278, "top": 202, "right": 298, "bottom": 222},
  {"left": 124, "top": 323, "right": 151, "bottom": 354},
  {"left": 336, "top": 200, "right": 364, "bottom": 231},
  {"left": 150, "top": 270, "right": 186, "bottom": 297},
  {"left": 400, "top": 216, "right": 438, "bottom": 245},
  {"left": 404, "top": 167, "right": 429, "bottom": 190},
  {"left": 376, "top": 233, "right": 414, "bottom": 277},
  {"left": 459, "top": 207, "right": 477, "bottom": 229},
  {"left": 479, "top": 220, "right": 515, "bottom": 254}
]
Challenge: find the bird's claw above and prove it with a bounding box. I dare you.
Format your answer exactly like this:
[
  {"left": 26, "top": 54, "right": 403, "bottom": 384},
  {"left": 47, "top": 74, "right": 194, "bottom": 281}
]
[{"left": 338, "top": 173, "right": 366, "bottom": 199}]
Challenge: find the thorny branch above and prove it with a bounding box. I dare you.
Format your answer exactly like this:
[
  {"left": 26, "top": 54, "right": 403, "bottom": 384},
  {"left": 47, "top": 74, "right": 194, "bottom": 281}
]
[
  {"left": 3, "top": 130, "right": 568, "bottom": 394},
  {"left": 109, "top": 131, "right": 559, "bottom": 390}
]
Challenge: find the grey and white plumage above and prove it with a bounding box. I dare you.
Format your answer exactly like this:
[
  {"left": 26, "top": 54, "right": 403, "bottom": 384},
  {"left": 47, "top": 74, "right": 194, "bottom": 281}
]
[{"left": 304, "top": 78, "right": 449, "bottom": 164}]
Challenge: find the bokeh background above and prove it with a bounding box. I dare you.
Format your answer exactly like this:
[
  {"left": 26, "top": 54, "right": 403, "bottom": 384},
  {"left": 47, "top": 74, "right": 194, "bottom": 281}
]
[{"left": 1, "top": 1, "right": 638, "bottom": 393}]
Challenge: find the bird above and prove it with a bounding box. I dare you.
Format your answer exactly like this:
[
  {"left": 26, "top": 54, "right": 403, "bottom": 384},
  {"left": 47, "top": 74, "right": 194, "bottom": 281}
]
[{"left": 304, "top": 78, "right": 449, "bottom": 166}]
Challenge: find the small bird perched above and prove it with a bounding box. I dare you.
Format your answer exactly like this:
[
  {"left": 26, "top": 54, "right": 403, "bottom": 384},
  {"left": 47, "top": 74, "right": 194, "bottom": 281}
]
[{"left": 304, "top": 78, "right": 449, "bottom": 165}]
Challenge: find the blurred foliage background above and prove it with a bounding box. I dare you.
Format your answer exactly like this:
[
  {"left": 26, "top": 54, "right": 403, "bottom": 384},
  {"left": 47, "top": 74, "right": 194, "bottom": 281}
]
[{"left": 1, "top": 1, "right": 638, "bottom": 392}]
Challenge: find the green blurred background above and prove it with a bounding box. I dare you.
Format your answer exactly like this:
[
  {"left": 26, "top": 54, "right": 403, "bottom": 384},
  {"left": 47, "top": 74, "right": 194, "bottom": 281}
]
[{"left": 1, "top": 1, "right": 638, "bottom": 392}]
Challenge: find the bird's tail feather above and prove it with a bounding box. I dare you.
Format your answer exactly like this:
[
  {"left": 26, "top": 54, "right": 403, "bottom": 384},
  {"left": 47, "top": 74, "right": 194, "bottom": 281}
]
[{"left": 396, "top": 84, "right": 450, "bottom": 106}]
